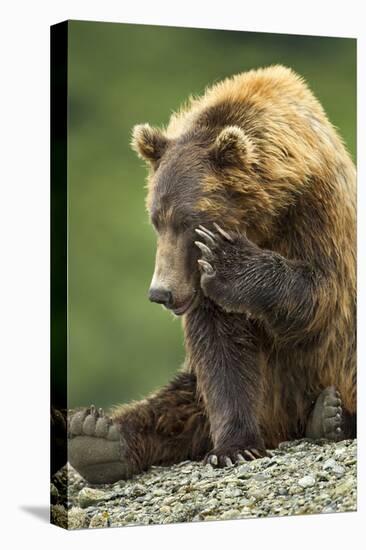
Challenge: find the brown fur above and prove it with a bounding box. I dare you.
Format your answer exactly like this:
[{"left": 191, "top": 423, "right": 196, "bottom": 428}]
[{"left": 118, "top": 65, "right": 356, "bottom": 469}]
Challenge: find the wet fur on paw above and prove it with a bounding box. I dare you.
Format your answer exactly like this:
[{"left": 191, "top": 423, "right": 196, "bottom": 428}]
[
  {"left": 305, "top": 386, "right": 344, "bottom": 441},
  {"left": 68, "top": 406, "right": 132, "bottom": 484}
]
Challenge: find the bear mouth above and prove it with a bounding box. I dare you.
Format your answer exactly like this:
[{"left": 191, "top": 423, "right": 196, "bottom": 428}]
[{"left": 171, "top": 293, "right": 197, "bottom": 316}]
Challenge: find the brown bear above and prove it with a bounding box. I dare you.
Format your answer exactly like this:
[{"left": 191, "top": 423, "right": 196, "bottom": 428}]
[{"left": 67, "top": 65, "right": 356, "bottom": 483}]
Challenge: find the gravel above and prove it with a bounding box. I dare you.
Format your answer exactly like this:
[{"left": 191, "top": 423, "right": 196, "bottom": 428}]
[{"left": 51, "top": 438, "right": 357, "bottom": 529}]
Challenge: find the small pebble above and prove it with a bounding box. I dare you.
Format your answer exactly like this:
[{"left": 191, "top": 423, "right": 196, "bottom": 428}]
[
  {"left": 298, "top": 475, "right": 316, "bottom": 488},
  {"left": 323, "top": 458, "right": 337, "bottom": 470},
  {"left": 78, "top": 488, "right": 112, "bottom": 508}
]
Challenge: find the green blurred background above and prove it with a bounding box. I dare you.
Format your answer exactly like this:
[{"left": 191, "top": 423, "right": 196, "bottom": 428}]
[{"left": 67, "top": 21, "right": 356, "bottom": 408}]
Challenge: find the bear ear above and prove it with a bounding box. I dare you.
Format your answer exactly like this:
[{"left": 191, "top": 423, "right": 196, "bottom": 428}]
[
  {"left": 211, "top": 126, "right": 256, "bottom": 167},
  {"left": 131, "top": 123, "right": 168, "bottom": 164}
]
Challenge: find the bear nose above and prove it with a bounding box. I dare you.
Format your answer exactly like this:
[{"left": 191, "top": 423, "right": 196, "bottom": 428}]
[{"left": 148, "top": 287, "right": 173, "bottom": 308}]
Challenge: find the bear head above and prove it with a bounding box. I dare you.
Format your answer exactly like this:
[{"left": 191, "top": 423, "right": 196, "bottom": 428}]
[{"left": 131, "top": 120, "right": 293, "bottom": 316}]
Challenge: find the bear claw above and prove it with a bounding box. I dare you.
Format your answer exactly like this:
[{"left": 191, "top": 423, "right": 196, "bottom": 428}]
[
  {"left": 195, "top": 224, "right": 237, "bottom": 287},
  {"left": 204, "top": 446, "right": 269, "bottom": 468},
  {"left": 198, "top": 224, "right": 215, "bottom": 237},
  {"left": 197, "top": 259, "right": 214, "bottom": 275},
  {"left": 68, "top": 406, "right": 118, "bottom": 440},
  {"left": 194, "top": 241, "right": 213, "bottom": 259},
  {"left": 213, "top": 222, "right": 234, "bottom": 242},
  {"left": 195, "top": 228, "right": 216, "bottom": 248},
  {"left": 208, "top": 454, "right": 218, "bottom": 466}
]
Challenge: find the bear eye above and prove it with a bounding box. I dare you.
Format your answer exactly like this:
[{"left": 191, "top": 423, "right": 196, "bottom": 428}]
[
  {"left": 150, "top": 212, "right": 160, "bottom": 231},
  {"left": 170, "top": 217, "right": 191, "bottom": 234}
]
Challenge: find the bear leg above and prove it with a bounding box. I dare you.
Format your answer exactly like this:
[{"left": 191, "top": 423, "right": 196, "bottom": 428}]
[{"left": 68, "top": 372, "right": 211, "bottom": 484}]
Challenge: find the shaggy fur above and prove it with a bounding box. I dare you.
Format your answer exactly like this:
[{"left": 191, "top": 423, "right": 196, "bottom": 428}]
[
  {"left": 67, "top": 65, "right": 356, "bottom": 480},
  {"left": 129, "top": 65, "right": 356, "bottom": 463}
]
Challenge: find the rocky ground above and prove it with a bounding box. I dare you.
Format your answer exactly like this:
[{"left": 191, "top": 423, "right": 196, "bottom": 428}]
[{"left": 51, "top": 438, "right": 357, "bottom": 530}]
